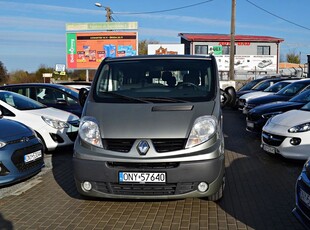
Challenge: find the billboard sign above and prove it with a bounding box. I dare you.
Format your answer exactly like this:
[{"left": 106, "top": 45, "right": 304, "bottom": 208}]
[
  {"left": 215, "top": 55, "right": 277, "bottom": 72},
  {"left": 66, "top": 31, "right": 137, "bottom": 69},
  {"left": 148, "top": 44, "right": 184, "bottom": 55}
]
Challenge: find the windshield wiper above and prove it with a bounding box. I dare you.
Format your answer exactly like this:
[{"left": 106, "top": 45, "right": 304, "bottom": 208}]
[{"left": 102, "top": 92, "right": 150, "bottom": 103}]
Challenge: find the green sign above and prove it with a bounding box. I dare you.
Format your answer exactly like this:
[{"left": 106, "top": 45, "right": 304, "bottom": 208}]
[{"left": 213, "top": 46, "right": 222, "bottom": 55}]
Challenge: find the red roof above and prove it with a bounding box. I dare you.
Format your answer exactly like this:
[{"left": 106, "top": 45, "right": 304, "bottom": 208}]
[{"left": 179, "top": 33, "right": 284, "bottom": 43}]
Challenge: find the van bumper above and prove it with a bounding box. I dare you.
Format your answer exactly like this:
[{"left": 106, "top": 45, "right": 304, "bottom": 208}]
[{"left": 73, "top": 154, "right": 225, "bottom": 200}]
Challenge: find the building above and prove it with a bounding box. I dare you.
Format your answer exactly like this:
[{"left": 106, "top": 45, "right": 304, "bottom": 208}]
[{"left": 179, "top": 33, "right": 284, "bottom": 80}]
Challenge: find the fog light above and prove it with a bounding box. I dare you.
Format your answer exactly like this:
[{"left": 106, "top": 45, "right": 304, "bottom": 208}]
[
  {"left": 198, "top": 182, "right": 208, "bottom": 192},
  {"left": 0, "top": 162, "right": 10, "bottom": 176},
  {"left": 290, "top": 138, "right": 301, "bottom": 146},
  {"left": 82, "top": 181, "right": 92, "bottom": 191}
]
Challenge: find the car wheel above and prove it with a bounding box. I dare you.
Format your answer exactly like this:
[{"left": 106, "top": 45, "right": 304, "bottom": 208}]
[{"left": 225, "top": 86, "right": 237, "bottom": 108}]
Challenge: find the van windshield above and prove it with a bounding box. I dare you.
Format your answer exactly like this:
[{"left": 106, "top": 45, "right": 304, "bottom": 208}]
[{"left": 94, "top": 58, "right": 216, "bottom": 103}]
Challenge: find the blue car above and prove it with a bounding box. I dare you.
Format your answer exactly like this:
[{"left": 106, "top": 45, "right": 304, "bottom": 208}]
[
  {"left": 293, "top": 158, "right": 310, "bottom": 229},
  {"left": 0, "top": 111, "right": 44, "bottom": 187}
]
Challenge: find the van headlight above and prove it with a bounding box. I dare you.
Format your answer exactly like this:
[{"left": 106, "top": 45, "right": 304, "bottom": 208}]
[
  {"left": 185, "top": 116, "right": 217, "bottom": 148},
  {"left": 42, "top": 116, "right": 69, "bottom": 129},
  {"left": 79, "top": 116, "right": 103, "bottom": 148},
  {"left": 288, "top": 122, "right": 310, "bottom": 133}
]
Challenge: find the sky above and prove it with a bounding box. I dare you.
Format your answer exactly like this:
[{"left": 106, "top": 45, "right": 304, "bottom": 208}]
[{"left": 0, "top": 0, "right": 310, "bottom": 73}]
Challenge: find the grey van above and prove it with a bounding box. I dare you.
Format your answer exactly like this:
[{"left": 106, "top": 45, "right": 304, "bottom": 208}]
[{"left": 73, "top": 55, "right": 225, "bottom": 200}]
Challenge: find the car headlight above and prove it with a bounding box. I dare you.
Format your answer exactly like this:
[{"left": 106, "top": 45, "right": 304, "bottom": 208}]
[
  {"left": 0, "top": 141, "right": 6, "bottom": 149},
  {"left": 79, "top": 116, "right": 103, "bottom": 148},
  {"left": 185, "top": 116, "right": 217, "bottom": 148},
  {"left": 42, "top": 116, "right": 69, "bottom": 129},
  {"left": 262, "top": 111, "right": 282, "bottom": 119},
  {"left": 288, "top": 122, "right": 310, "bottom": 133}
]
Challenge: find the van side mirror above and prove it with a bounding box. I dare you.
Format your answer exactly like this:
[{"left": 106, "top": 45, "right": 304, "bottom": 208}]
[{"left": 79, "top": 88, "right": 89, "bottom": 107}]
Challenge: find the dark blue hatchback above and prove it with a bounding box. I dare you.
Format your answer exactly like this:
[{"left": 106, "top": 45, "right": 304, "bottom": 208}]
[
  {"left": 293, "top": 158, "right": 310, "bottom": 229},
  {"left": 0, "top": 112, "right": 44, "bottom": 187}
]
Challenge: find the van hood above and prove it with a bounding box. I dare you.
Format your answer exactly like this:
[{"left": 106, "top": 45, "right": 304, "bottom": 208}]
[{"left": 85, "top": 102, "right": 216, "bottom": 139}]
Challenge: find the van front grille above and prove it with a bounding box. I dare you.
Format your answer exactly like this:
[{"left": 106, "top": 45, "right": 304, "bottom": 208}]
[{"left": 103, "top": 139, "right": 186, "bottom": 153}]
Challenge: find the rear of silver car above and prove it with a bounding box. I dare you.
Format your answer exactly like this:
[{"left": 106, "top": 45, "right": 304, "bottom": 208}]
[{"left": 73, "top": 55, "right": 225, "bottom": 200}]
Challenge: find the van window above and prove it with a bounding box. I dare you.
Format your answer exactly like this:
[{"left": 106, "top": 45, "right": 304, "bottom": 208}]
[{"left": 94, "top": 59, "right": 216, "bottom": 103}]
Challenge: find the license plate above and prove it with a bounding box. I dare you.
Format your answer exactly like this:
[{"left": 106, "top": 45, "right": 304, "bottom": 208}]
[
  {"left": 263, "top": 144, "right": 276, "bottom": 154},
  {"left": 246, "top": 120, "right": 254, "bottom": 128},
  {"left": 119, "top": 172, "right": 166, "bottom": 183},
  {"left": 24, "top": 150, "right": 42, "bottom": 163},
  {"left": 300, "top": 188, "right": 310, "bottom": 209}
]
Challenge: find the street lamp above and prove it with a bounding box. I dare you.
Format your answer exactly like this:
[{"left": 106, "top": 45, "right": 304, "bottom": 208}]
[{"left": 95, "top": 2, "right": 112, "bottom": 22}]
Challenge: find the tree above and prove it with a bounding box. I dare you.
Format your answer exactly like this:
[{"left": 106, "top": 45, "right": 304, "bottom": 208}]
[
  {"left": 0, "top": 61, "right": 8, "bottom": 85},
  {"left": 138, "top": 39, "right": 159, "bottom": 55},
  {"left": 286, "top": 50, "right": 300, "bottom": 64}
]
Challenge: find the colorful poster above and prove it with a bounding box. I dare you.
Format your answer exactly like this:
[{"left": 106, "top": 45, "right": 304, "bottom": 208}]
[{"left": 66, "top": 32, "right": 137, "bottom": 69}]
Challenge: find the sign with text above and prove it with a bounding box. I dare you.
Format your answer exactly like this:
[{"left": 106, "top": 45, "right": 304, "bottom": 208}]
[
  {"left": 66, "top": 32, "right": 137, "bottom": 69},
  {"left": 215, "top": 55, "right": 277, "bottom": 72}
]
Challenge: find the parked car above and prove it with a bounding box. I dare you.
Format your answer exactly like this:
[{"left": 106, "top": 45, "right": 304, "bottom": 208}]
[
  {"left": 0, "top": 110, "right": 44, "bottom": 186},
  {"left": 238, "top": 79, "right": 298, "bottom": 110},
  {"left": 293, "top": 158, "right": 310, "bottom": 228},
  {"left": 0, "top": 90, "right": 80, "bottom": 152},
  {"left": 0, "top": 83, "right": 83, "bottom": 117},
  {"left": 235, "top": 77, "right": 293, "bottom": 108},
  {"left": 243, "top": 78, "right": 310, "bottom": 114},
  {"left": 261, "top": 101, "right": 310, "bottom": 160},
  {"left": 246, "top": 89, "right": 310, "bottom": 133}
]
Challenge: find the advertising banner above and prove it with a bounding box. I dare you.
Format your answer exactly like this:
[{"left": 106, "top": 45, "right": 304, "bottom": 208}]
[
  {"left": 215, "top": 55, "right": 277, "bottom": 72},
  {"left": 66, "top": 32, "right": 137, "bottom": 69},
  {"left": 148, "top": 44, "right": 185, "bottom": 55}
]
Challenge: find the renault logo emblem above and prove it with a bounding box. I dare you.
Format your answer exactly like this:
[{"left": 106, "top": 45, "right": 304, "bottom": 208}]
[{"left": 137, "top": 140, "right": 150, "bottom": 155}]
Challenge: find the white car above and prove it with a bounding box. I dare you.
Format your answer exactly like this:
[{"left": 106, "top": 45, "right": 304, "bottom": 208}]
[
  {"left": 0, "top": 90, "right": 79, "bottom": 152},
  {"left": 261, "top": 102, "right": 310, "bottom": 160},
  {"left": 238, "top": 79, "right": 298, "bottom": 110}
]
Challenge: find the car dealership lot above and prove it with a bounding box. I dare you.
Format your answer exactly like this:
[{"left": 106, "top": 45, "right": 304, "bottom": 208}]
[{"left": 0, "top": 108, "right": 305, "bottom": 230}]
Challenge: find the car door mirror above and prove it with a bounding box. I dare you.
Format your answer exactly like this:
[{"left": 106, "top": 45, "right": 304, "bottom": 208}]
[{"left": 79, "top": 88, "right": 89, "bottom": 107}]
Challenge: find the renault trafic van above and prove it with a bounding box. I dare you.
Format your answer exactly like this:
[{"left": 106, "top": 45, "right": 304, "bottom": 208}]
[{"left": 73, "top": 55, "right": 225, "bottom": 200}]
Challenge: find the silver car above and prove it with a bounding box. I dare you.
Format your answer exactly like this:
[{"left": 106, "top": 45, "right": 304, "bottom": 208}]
[{"left": 73, "top": 55, "right": 225, "bottom": 200}]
